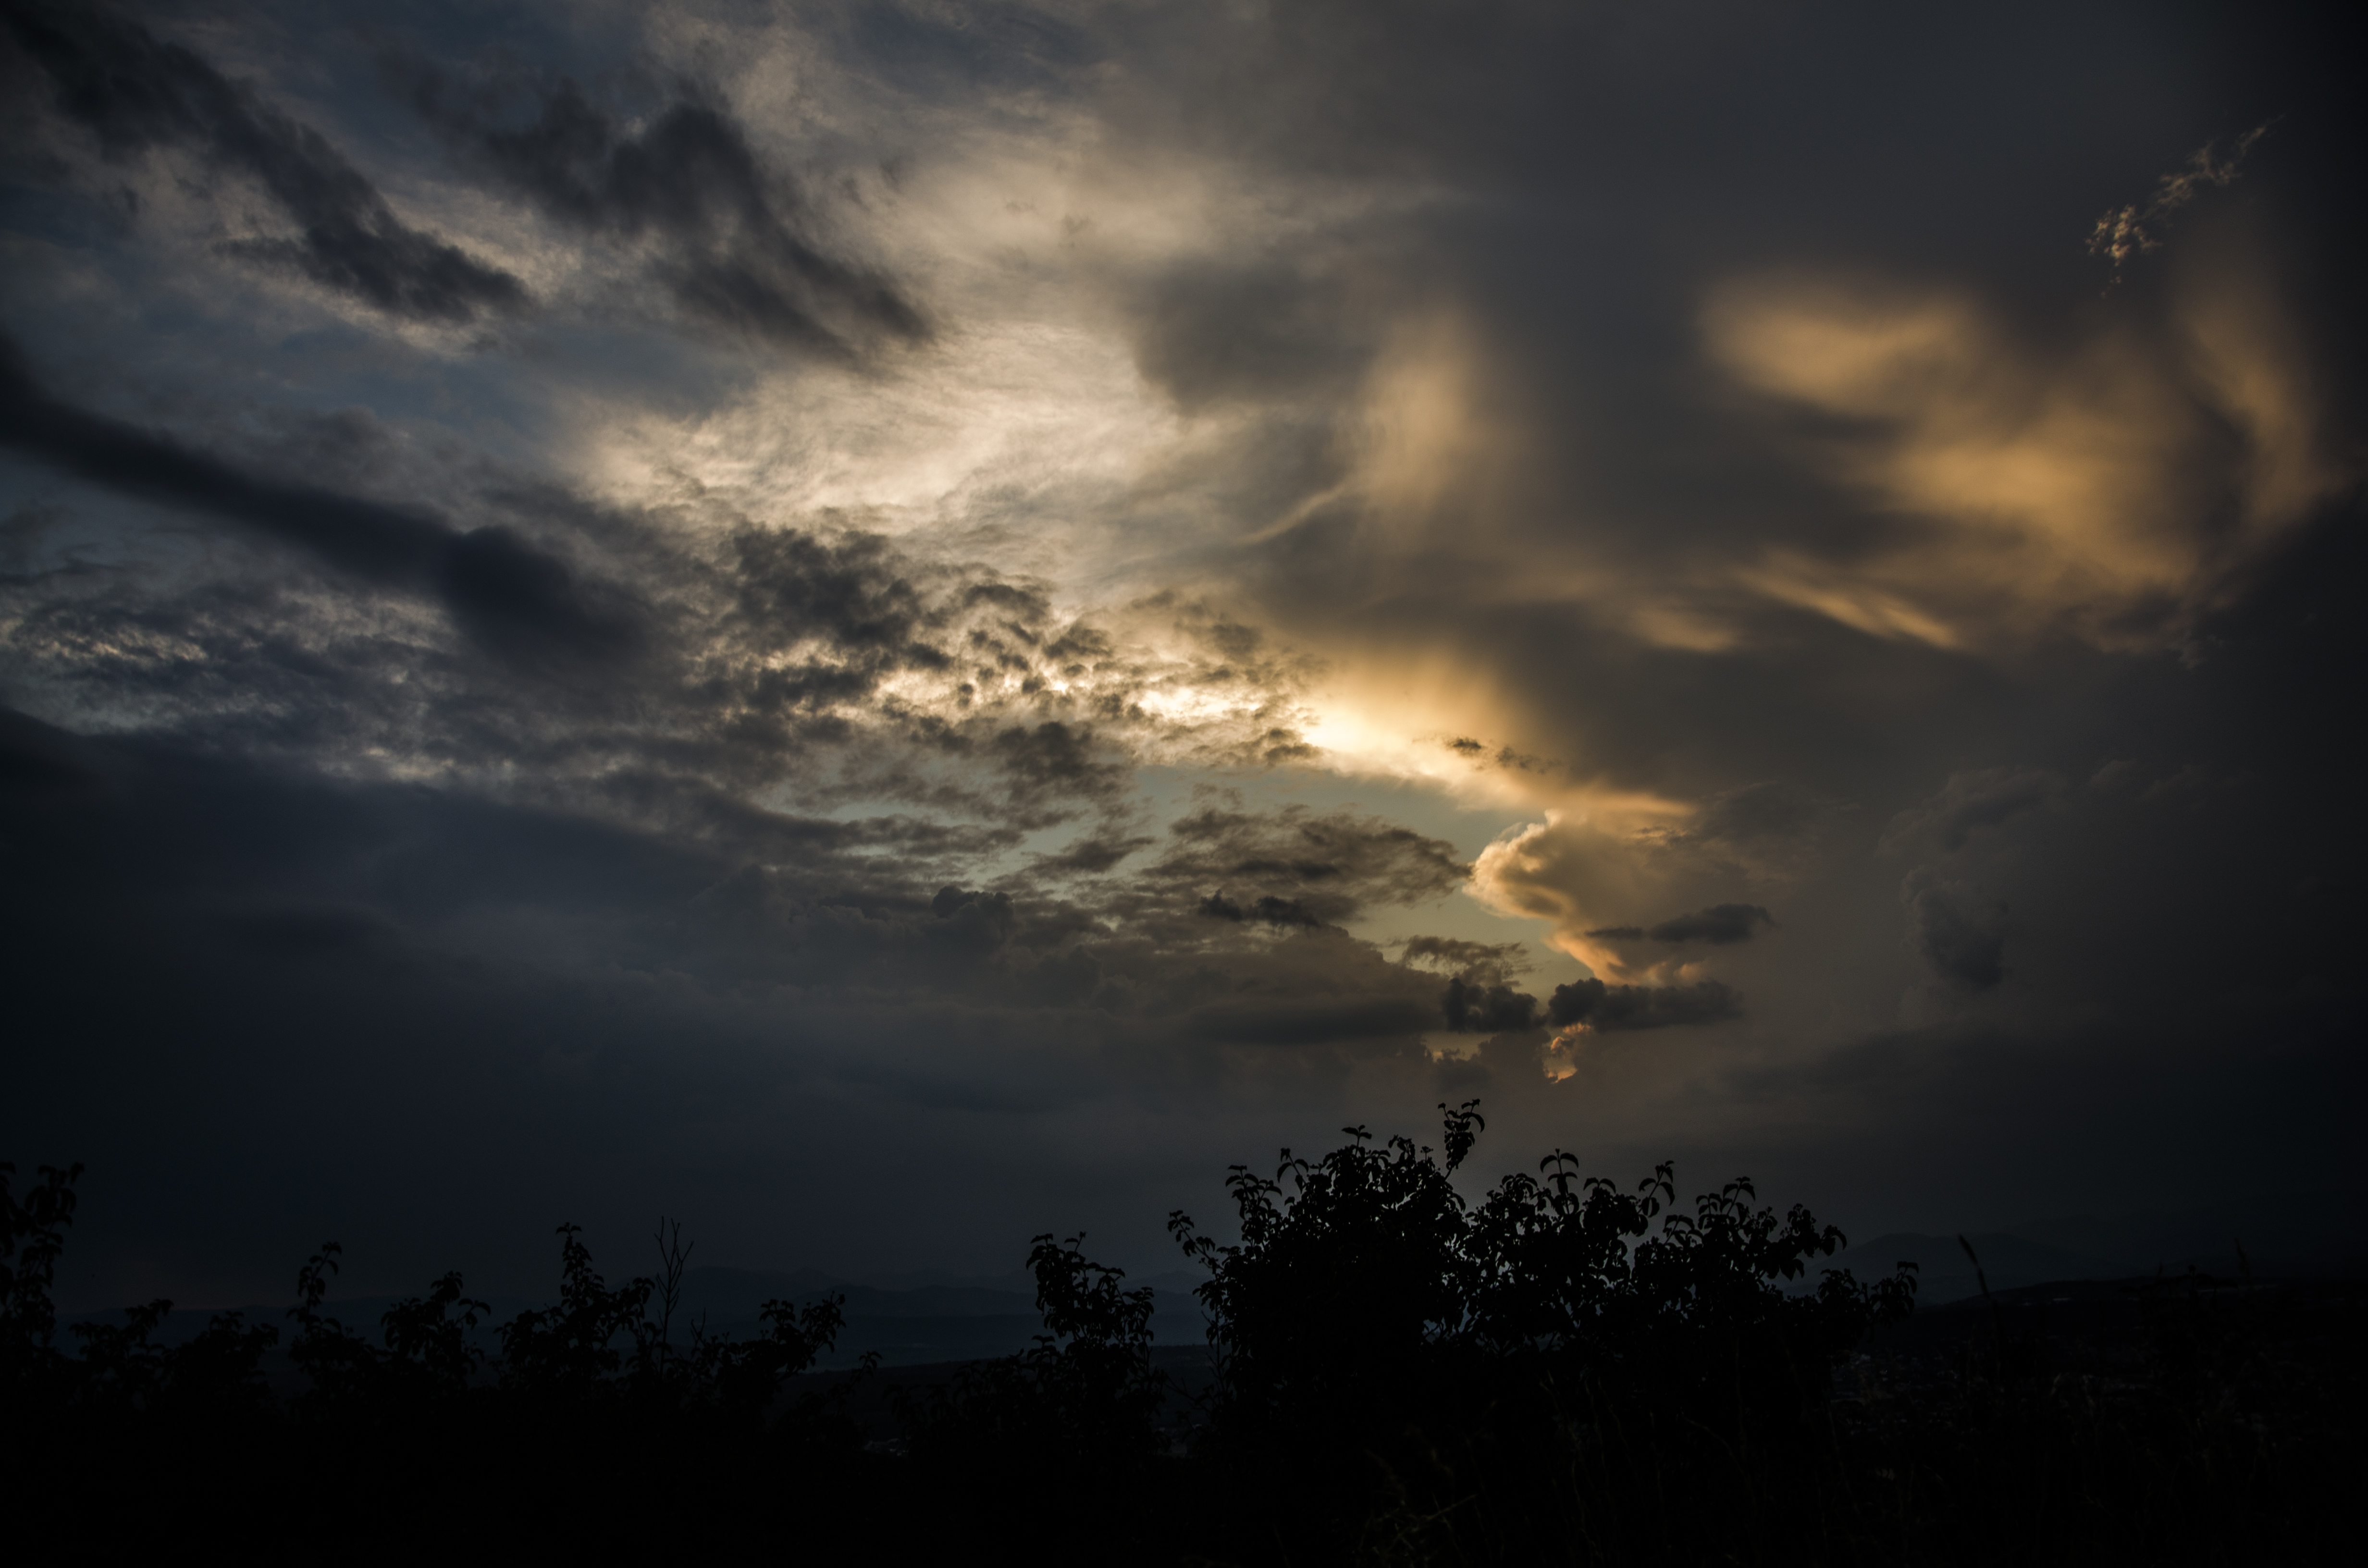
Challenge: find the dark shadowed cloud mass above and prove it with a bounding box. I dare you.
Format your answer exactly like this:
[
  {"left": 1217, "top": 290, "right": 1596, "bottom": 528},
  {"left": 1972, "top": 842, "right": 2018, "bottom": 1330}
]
[
  {"left": 3, "top": 0, "right": 525, "bottom": 320},
  {"left": 382, "top": 49, "right": 928, "bottom": 355},
  {"left": 1, "top": 0, "right": 2361, "bottom": 1306}
]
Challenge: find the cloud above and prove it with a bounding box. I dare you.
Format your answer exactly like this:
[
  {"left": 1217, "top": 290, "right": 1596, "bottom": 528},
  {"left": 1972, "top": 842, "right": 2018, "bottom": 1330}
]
[
  {"left": 1702, "top": 267, "right": 2344, "bottom": 651},
  {"left": 1881, "top": 768, "right": 2060, "bottom": 855},
  {"left": 1440, "top": 974, "right": 1537, "bottom": 1032},
  {"left": 1899, "top": 868, "right": 2005, "bottom": 990},
  {"left": 3, "top": 0, "right": 524, "bottom": 321},
  {"left": 3, "top": 0, "right": 2361, "bottom": 1305},
  {"left": 1124, "top": 254, "right": 1371, "bottom": 415},
  {"left": 1587, "top": 903, "right": 1774, "bottom": 946},
  {"left": 2088, "top": 126, "right": 2271, "bottom": 280},
  {"left": 1469, "top": 807, "right": 1776, "bottom": 979},
  {"left": 1398, "top": 935, "right": 1528, "bottom": 987},
  {"left": 1199, "top": 892, "right": 1324, "bottom": 929},
  {"left": 0, "top": 335, "right": 638, "bottom": 664},
  {"left": 1649, "top": 783, "right": 1853, "bottom": 881},
  {"left": 1034, "top": 830, "right": 1153, "bottom": 876},
  {"left": 1426, "top": 951, "right": 1749, "bottom": 1037},
  {"left": 1546, "top": 978, "right": 1741, "bottom": 1032},
  {"left": 384, "top": 52, "right": 925, "bottom": 356},
  {"left": 1142, "top": 800, "right": 1469, "bottom": 925}
]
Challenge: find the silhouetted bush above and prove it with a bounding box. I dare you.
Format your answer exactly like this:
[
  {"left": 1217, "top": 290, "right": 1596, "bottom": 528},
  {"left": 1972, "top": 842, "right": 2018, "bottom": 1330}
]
[
  {"left": 6, "top": 1115, "right": 2359, "bottom": 1566},
  {"left": 1162, "top": 1102, "right": 1922, "bottom": 1558},
  {"left": 898, "top": 1230, "right": 1167, "bottom": 1479}
]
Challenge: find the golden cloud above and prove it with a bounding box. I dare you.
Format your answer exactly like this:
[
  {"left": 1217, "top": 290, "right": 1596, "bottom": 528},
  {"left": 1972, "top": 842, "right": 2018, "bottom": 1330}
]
[{"left": 1701, "top": 263, "right": 2344, "bottom": 650}]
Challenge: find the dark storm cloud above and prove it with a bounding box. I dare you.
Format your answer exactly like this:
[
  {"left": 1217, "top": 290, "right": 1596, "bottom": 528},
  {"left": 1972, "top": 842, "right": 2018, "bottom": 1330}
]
[
  {"left": 0, "top": 705, "right": 1459, "bottom": 1097},
  {"left": 6, "top": 0, "right": 2362, "bottom": 1311},
  {"left": 1033, "top": 830, "right": 1153, "bottom": 876},
  {"left": 383, "top": 52, "right": 925, "bottom": 356},
  {"left": 1185, "top": 992, "right": 1434, "bottom": 1046},
  {"left": 1442, "top": 974, "right": 1536, "bottom": 1033},
  {"left": 1126, "top": 255, "right": 1370, "bottom": 414},
  {"left": 1587, "top": 903, "right": 1774, "bottom": 946},
  {"left": 830, "top": 0, "right": 1096, "bottom": 95},
  {"left": 988, "top": 721, "right": 1129, "bottom": 808},
  {"left": 1653, "top": 784, "right": 1854, "bottom": 877},
  {"left": 0, "top": 707, "right": 729, "bottom": 937},
  {"left": 0, "top": 335, "right": 637, "bottom": 662},
  {"left": 0, "top": 430, "right": 1154, "bottom": 829},
  {"left": 1436, "top": 961, "right": 1743, "bottom": 1036},
  {"left": 731, "top": 527, "right": 948, "bottom": 655},
  {"left": 1142, "top": 802, "right": 1468, "bottom": 925},
  {"left": 1198, "top": 892, "right": 1323, "bottom": 929},
  {"left": 1, "top": 0, "right": 523, "bottom": 321},
  {"left": 1547, "top": 978, "right": 1742, "bottom": 1032},
  {"left": 706, "top": 525, "right": 971, "bottom": 726},
  {"left": 1899, "top": 869, "right": 2005, "bottom": 991},
  {"left": 1882, "top": 769, "right": 2062, "bottom": 855}
]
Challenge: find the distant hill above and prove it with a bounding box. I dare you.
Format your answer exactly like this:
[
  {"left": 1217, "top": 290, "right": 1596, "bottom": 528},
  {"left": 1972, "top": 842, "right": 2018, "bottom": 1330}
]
[
  {"left": 1802, "top": 1189, "right": 2368, "bottom": 1306},
  {"left": 2001, "top": 1198, "right": 2368, "bottom": 1281},
  {"left": 1804, "top": 1232, "right": 2134, "bottom": 1306}
]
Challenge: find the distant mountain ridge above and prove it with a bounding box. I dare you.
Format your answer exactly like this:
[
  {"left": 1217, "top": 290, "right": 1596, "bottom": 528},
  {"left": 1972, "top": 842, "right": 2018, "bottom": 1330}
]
[
  {"left": 1803, "top": 1232, "right": 2134, "bottom": 1307},
  {"left": 1802, "top": 1189, "right": 2368, "bottom": 1306}
]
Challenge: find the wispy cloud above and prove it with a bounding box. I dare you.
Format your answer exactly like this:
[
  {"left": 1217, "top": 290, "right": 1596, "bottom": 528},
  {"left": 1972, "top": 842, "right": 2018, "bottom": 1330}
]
[{"left": 2088, "top": 125, "right": 2272, "bottom": 282}]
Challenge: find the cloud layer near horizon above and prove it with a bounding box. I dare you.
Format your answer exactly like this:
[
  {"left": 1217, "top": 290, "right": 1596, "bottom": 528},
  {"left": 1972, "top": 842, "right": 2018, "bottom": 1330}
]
[{"left": 2, "top": 0, "right": 2361, "bottom": 1306}]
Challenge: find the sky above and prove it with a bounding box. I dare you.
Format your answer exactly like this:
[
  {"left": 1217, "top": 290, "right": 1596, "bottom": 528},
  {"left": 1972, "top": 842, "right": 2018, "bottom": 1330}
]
[{"left": 3, "top": 0, "right": 2361, "bottom": 1308}]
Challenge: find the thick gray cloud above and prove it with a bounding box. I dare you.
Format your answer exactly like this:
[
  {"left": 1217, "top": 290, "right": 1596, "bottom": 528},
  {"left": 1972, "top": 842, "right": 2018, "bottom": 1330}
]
[
  {"left": 1546, "top": 978, "right": 1741, "bottom": 1033},
  {"left": 0, "top": 334, "right": 637, "bottom": 664},
  {"left": 1899, "top": 870, "right": 2007, "bottom": 991},
  {"left": 2, "top": 0, "right": 524, "bottom": 320},
  {"left": 1442, "top": 975, "right": 1536, "bottom": 1033},
  {"left": 1881, "top": 769, "right": 2063, "bottom": 856},
  {"left": 1141, "top": 802, "right": 1469, "bottom": 927},
  {"left": 1587, "top": 904, "right": 1774, "bottom": 946},
  {"left": 383, "top": 49, "right": 926, "bottom": 356}
]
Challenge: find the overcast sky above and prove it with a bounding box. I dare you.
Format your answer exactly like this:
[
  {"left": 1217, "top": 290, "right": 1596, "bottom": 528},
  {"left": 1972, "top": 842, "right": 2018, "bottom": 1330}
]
[{"left": 4, "top": 0, "right": 2360, "bottom": 1308}]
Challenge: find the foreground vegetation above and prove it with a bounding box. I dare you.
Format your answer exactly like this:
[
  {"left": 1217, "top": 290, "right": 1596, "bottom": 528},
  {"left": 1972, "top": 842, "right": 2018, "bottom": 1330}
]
[{"left": 5, "top": 1107, "right": 2358, "bottom": 1563}]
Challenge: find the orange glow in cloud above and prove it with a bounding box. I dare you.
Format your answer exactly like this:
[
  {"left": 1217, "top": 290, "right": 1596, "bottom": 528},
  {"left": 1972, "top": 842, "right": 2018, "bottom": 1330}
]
[{"left": 1701, "top": 267, "right": 2344, "bottom": 650}]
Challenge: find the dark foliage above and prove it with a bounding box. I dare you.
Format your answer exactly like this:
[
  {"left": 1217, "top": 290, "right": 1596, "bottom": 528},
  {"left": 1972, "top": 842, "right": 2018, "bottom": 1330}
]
[
  {"left": 1163, "top": 1102, "right": 1921, "bottom": 1556},
  {"left": 897, "top": 1231, "right": 1166, "bottom": 1477},
  {"left": 5, "top": 1113, "right": 2359, "bottom": 1564}
]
